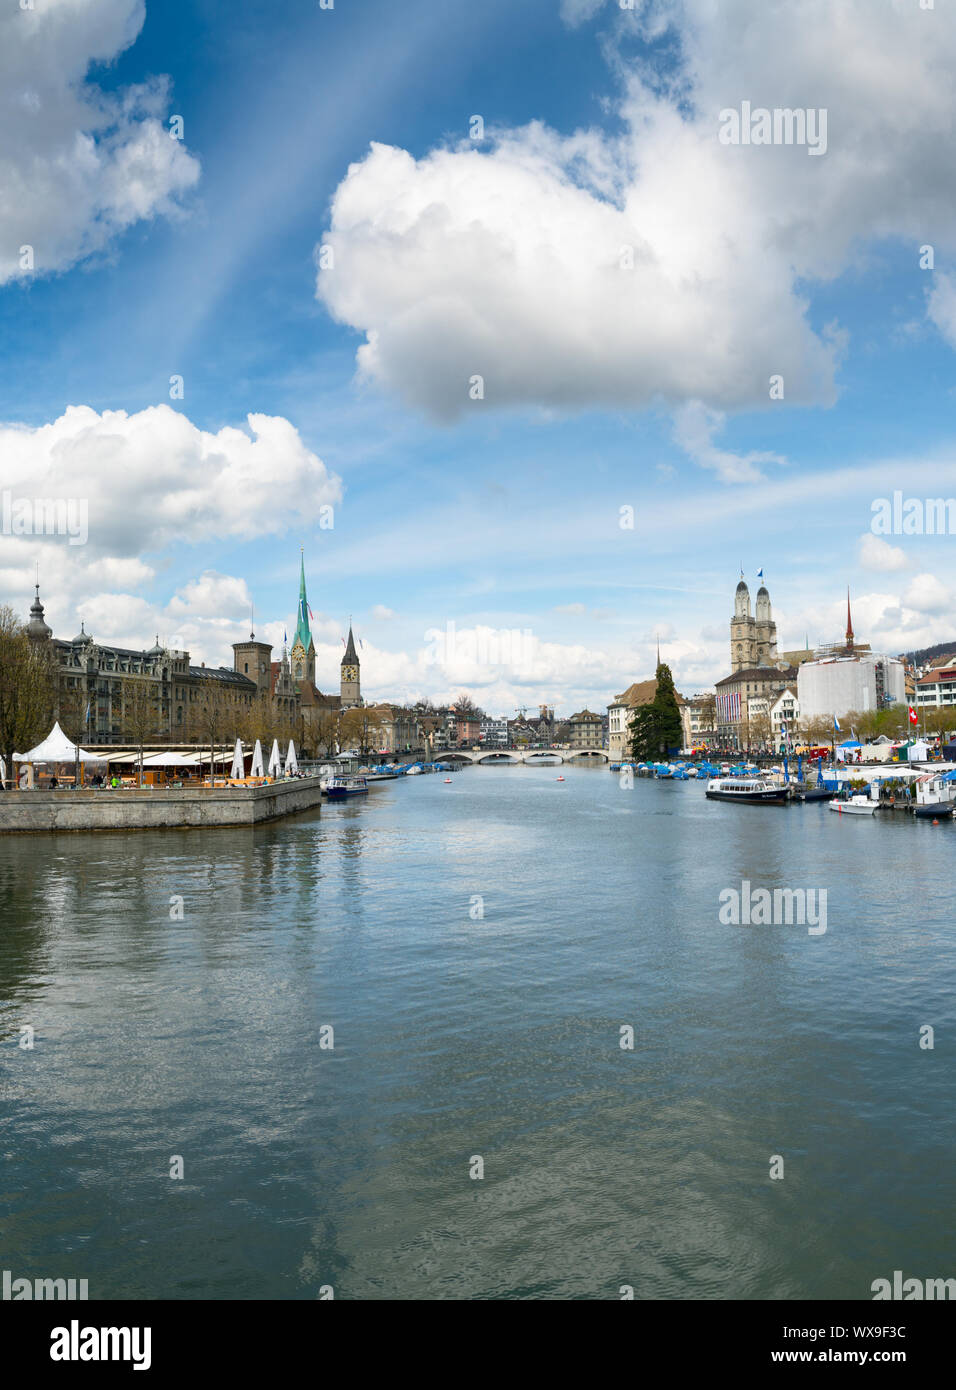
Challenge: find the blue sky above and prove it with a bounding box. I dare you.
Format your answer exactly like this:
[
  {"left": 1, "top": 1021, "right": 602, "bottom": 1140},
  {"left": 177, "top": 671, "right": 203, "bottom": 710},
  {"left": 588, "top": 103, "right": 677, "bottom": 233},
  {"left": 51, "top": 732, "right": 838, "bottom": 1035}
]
[{"left": 3, "top": 0, "right": 956, "bottom": 714}]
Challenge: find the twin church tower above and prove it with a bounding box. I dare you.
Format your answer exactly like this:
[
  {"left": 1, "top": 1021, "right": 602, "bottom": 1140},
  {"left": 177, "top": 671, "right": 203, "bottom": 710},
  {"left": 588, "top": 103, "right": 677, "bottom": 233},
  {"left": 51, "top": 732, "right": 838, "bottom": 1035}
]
[{"left": 730, "top": 573, "right": 779, "bottom": 672}]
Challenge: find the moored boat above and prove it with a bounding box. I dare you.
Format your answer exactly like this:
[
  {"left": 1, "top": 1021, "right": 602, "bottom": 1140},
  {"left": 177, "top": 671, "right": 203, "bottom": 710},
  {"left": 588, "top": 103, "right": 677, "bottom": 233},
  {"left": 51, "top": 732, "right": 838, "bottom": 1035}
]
[
  {"left": 828, "top": 793, "right": 878, "bottom": 815},
  {"left": 705, "top": 777, "right": 789, "bottom": 805},
  {"left": 325, "top": 775, "right": 369, "bottom": 799}
]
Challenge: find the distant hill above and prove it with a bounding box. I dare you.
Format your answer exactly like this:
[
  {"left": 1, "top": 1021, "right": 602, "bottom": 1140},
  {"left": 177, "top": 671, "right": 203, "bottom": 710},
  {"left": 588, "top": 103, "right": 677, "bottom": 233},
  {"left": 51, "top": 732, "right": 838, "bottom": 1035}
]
[{"left": 902, "top": 641, "right": 956, "bottom": 666}]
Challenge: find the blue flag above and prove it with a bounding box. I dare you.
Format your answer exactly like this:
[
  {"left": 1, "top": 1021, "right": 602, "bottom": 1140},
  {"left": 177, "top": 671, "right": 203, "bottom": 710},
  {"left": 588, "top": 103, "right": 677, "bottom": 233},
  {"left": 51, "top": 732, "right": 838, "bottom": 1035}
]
[{"left": 833, "top": 716, "right": 841, "bottom": 732}]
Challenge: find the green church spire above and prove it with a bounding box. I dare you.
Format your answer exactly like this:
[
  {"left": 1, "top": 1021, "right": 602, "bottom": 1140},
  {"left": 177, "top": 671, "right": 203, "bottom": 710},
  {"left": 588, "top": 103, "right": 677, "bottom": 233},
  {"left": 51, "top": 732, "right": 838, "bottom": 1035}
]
[{"left": 293, "top": 549, "right": 313, "bottom": 653}]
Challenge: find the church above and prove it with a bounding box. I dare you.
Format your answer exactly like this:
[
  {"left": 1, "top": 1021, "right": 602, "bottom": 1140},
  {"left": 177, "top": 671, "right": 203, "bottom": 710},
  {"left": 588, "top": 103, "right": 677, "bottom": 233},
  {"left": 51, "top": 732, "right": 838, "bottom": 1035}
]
[
  {"left": 730, "top": 574, "right": 779, "bottom": 672},
  {"left": 233, "top": 551, "right": 362, "bottom": 728}
]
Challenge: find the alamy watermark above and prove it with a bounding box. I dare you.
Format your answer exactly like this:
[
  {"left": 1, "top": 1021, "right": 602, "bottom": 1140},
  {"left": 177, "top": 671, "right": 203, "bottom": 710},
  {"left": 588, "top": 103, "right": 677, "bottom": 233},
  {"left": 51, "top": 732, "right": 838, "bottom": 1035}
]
[
  {"left": 871, "top": 491, "right": 956, "bottom": 535},
  {"left": 718, "top": 102, "right": 828, "bottom": 156},
  {"left": 1, "top": 490, "right": 88, "bottom": 545},
  {"left": 3, "top": 1269, "right": 88, "bottom": 1299},
  {"left": 424, "top": 621, "right": 535, "bottom": 674},
  {"left": 718, "top": 880, "right": 828, "bottom": 935}
]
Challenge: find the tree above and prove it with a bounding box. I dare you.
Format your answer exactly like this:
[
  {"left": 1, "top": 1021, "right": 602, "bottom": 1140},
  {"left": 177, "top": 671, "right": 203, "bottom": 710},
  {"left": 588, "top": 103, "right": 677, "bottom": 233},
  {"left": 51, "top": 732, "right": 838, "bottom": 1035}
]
[
  {"left": 628, "top": 663, "right": 683, "bottom": 760},
  {"left": 121, "top": 679, "right": 160, "bottom": 787},
  {"left": 0, "top": 607, "right": 58, "bottom": 785},
  {"left": 339, "top": 706, "right": 388, "bottom": 757}
]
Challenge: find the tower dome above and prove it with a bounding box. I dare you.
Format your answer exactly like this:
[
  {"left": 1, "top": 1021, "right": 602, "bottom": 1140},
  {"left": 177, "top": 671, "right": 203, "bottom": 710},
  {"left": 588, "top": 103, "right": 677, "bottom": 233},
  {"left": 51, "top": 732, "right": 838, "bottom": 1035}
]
[
  {"left": 734, "top": 579, "right": 751, "bottom": 619},
  {"left": 72, "top": 621, "right": 92, "bottom": 646},
  {"left": 26, "top": 583, "right": 52, "bottom": 641}
]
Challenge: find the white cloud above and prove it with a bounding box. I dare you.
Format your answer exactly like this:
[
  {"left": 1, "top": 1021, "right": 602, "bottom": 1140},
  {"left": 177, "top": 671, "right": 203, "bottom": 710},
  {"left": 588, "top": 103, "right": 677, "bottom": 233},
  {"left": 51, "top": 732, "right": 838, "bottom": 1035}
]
[
  {"left": 559, "top": 0, "right": 606, "bottom": 28},
  {"left": 1, "top": 0, "right": 199, "bottom": 283},
  {"left": 371, "top": 604, "right": 396, "bottom": 620},
  {"left": 166, "top": 571, "right": 252, "bottom": 621},
  {"left": 902, "top": 572, "right": 951, "bottom": 616},
  {"left": 554, "top": 603, "right": 587, "bottom": 615},
  {"left": 857, "top": 533, "right": 907, "bottom": 573},
  {"left": 672, "top": 401, "right": 784, "bottom": 484},
  {"left": 927, "top": 272, "right": 956, "bottom": 348},
  {"left": 317, "top": 1, "right": 956, "bottom": 437},
  {"left": 0, "top": 404, "right": 342, "bottom": 561}
]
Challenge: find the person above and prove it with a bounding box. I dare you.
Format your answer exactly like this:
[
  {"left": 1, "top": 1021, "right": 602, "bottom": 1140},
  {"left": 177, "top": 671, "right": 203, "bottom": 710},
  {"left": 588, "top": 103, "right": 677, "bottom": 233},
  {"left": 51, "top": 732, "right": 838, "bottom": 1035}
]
[
  {"left": 111, "top": 775, "right": 120, "bottom": 789},
  {"left": 49, "top": 775, "right": 58, "bottom": 789}
]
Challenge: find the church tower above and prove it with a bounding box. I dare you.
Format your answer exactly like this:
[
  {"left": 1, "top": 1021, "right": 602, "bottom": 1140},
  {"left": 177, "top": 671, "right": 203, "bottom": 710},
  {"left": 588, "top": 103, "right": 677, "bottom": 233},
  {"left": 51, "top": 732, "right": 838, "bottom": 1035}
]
[
  {"left": 731, "top": 577, "right": 754, "bottom": 672},
  {"left": 730, "top": 573, "right": 778, "bottom": 671},
  {"left": 289, "top": 551, "right": 316, "bottom": 688},
  {"left": 340, "top": 623, "right": 361, "bottom": 709}
]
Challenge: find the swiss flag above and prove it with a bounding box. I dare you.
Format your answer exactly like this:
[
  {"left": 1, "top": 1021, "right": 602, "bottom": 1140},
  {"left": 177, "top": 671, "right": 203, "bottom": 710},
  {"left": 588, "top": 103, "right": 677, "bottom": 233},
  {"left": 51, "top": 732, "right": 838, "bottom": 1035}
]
[{"left": 908, "top": 706, "right": 919, "bottom": 725}]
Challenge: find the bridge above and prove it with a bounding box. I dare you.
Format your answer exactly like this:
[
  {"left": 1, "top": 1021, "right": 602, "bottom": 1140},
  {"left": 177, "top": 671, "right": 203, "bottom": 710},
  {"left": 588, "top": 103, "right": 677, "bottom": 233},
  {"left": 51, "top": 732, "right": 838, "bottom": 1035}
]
[{"left": 440, "top": 748, "right": 610, "bottom": 765}]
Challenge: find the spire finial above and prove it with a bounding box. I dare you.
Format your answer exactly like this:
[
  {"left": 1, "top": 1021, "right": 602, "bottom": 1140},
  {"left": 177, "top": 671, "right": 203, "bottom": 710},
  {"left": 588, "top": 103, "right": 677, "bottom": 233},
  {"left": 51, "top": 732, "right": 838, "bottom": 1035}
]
[{"left": 846, "top": 587, "right": 854, "bottom": 649}]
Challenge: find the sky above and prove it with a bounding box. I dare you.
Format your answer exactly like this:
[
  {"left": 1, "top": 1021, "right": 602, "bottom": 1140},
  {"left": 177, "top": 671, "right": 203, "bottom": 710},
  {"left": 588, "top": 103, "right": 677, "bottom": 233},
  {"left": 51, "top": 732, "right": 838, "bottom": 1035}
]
[{"left": 3, "top": 0, "right": 956, "bottom": 716}]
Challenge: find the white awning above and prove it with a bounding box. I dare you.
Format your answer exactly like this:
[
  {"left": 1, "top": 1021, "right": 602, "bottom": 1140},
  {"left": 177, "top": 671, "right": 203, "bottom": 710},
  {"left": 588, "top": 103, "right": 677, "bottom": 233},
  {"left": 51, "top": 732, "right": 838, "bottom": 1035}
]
[{"left": 141, "top": 751, "right": 202, "bottom": 767}]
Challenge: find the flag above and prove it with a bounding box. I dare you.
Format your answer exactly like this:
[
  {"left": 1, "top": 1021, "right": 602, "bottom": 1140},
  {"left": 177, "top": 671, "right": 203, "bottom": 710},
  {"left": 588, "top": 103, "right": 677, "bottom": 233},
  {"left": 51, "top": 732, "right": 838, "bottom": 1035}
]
[
  {"left": 84, "top": 702, "right": 90, "bottom": 722},
  {"left": 833, "top": 716, "right": 841, "bottom": 733},
  {"left": 308, "top": 605, "right": 314, "bottom": 620},
  {"left": 283, "top": 629, "right": 287, "bottom": 643},
  {"left": 757, "top": 568, "right": 764, "bottom": 580},
  {"left": 359, "top": 638, "right": 365, "bottom": 650},
  {"left": 909, "top": 706, "right": 919, "bottom": 725}
]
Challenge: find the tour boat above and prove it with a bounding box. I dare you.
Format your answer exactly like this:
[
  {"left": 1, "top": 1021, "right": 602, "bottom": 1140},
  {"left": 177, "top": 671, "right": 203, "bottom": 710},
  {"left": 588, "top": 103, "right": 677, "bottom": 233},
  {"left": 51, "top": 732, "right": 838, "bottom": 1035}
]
[
  {"left": 325, "top": 775, "right": 369, "bottom": 800},
  {"left": 705, "top": 777, "right": 789, "bottom": 805},
  {"left": 828, "top": 793, "right": 879, "bottom": 815}
]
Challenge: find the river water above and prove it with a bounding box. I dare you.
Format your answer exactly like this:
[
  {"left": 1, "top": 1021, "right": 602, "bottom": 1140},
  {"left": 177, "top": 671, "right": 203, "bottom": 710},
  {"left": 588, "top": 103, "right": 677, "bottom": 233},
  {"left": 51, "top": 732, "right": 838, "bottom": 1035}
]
[{"left": 1, "top": 765, "right": 952, "bottom": 1300}]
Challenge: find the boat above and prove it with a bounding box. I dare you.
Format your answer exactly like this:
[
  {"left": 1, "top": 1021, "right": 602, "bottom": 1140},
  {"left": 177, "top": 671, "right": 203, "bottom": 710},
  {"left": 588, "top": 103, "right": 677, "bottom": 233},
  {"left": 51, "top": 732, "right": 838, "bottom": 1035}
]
[
  {"left": 828, "top": 793, "right": 879, "bottom": 815},
  {"left": 705, "top": 777, "right": 789, "bottom": 805},
  {"left": 914, "top": 802, "right": 954, "bottom": 819},
  {"left": 325, "top": 775, "right": 369, "bottom": 800},
  {"left": 793, "top": 786, "right": 837, "bottom": 802}
]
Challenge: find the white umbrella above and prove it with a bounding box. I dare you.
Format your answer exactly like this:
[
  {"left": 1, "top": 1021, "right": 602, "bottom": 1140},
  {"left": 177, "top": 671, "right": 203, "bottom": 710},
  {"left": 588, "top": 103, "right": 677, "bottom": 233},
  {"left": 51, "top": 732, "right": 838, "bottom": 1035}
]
[
  {"left": 285, "top": 739, "right": 298, "bottom": 774},
  {"left": 267, "top": 739, "right": 282, "bottom": 776},
  {"left": 230, "top": 738, "right": 244, "bottom": 779},
  {"left": 250, "top": 739, "right": 264, "bottom": 778}
]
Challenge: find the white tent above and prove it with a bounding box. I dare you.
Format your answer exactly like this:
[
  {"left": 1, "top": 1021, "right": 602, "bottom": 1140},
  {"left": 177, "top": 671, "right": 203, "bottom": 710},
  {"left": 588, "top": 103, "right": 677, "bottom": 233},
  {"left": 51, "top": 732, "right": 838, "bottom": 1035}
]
[
  {"left": 285, "top": 740, "right": 298, "bottom": 774},
  {"left": 230, "top": 739, "right": 244, "bottom": 779},
  {"left": 14, "top": 722, "right": 100, "bottom": 763},
  {"left": 250, "top": 738, "right": 264, "bottom": 778},
  {"left": 267, "top": 739, "right": 282, "bottom": 777}
]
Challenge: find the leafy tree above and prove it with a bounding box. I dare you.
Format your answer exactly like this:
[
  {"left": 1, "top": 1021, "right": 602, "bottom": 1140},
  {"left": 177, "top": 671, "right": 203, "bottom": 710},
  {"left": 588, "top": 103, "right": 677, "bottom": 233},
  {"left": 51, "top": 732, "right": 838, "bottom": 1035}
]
[{"left": 628, "top": 663, "right": 683, "bottom": 760}]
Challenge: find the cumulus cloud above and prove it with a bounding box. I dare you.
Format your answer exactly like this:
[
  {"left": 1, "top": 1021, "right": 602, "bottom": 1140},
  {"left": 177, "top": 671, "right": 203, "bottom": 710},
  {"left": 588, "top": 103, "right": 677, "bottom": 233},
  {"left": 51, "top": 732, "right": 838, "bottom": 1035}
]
[
  {"left": 1, "top": 0, "right": 200, "bottom": 283},
  {"left": 371, "top": 604, "right": 395, "bottom": 620},
  {"left": 317, "top": 0, "right": 956, "bottom": 437},
  {"left": 858, "top": 533, "right": 907, "bottom": 573},
  {"left": 0, "top": 404, "right": 342, "bottom": 560},
  {"left": 902, "top": 572, "right": 951, "bottom": 616}
]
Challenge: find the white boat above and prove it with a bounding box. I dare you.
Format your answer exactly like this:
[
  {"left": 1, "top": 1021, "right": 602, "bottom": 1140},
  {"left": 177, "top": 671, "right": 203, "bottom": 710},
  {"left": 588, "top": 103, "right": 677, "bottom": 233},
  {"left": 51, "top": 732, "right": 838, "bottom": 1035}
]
[{"left": 828, "top": 794, "right": 879, "bottom": 815}]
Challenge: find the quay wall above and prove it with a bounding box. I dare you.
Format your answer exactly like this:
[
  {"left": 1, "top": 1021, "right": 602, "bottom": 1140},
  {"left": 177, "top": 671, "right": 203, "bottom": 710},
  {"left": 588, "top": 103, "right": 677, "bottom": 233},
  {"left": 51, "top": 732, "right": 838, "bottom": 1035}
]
[{"left": 0, "top": 777, "right": 323, "bottom": 834}]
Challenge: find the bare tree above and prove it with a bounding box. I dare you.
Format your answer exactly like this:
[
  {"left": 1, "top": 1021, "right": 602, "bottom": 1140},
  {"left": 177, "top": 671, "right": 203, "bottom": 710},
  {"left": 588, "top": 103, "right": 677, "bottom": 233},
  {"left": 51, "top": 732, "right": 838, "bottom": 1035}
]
[
  {"left": 0, "top": 606, "right": 58, "bottom": 786},
  {"left": 121, "top": 679, "right": 160, "bottom": 787}
]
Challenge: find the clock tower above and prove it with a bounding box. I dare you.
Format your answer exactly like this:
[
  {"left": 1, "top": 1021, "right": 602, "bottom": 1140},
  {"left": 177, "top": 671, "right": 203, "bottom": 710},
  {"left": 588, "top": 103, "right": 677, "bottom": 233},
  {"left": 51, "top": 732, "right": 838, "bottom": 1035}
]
[{"left": 340, "top": 623, "right": 362, "bottom": 709}]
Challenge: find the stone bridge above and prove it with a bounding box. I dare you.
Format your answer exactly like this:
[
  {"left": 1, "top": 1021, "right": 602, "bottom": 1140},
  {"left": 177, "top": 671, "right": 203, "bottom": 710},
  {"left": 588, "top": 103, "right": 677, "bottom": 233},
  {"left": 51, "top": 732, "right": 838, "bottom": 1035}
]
[{"left": 440, "top": 748, "right": 610, "bottom": 765}]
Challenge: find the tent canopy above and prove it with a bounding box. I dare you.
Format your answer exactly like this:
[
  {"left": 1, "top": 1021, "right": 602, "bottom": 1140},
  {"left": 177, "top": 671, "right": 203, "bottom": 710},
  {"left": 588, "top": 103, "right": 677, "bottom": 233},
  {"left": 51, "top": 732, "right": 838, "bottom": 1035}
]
[
  {"left": 141, "top": 751, "right": 201, "bottom": 767},
  {"left": 14, "top": 721, "right": 101, "bottom": 763}
]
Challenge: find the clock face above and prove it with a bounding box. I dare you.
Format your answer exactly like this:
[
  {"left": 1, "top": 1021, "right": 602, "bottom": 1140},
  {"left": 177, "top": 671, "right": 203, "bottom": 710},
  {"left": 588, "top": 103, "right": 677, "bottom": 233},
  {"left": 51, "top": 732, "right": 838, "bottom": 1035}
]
[{"left": 343, "top": 666, "right": 357, "bottom": 680}]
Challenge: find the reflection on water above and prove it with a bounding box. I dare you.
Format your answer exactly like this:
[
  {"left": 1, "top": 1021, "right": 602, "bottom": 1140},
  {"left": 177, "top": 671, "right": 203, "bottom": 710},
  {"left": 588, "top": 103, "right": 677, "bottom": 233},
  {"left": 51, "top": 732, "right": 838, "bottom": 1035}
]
[{"left": 0, "top": 767, "right": 953, "bottom": 1299}]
